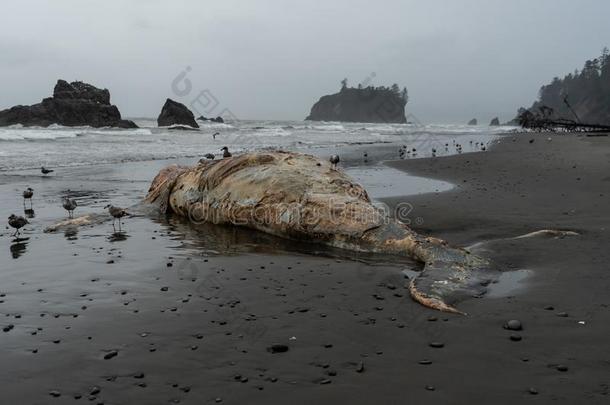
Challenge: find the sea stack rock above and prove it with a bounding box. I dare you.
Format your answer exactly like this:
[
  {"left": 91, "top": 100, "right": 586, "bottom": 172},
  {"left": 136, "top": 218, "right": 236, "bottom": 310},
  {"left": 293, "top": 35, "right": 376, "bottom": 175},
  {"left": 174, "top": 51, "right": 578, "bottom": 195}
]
[
  {"left": 0, "top": 80, "right": 137, "bottom": 128},
  {"left": 197, "top": 115, "right": 224, "bottom": 123},
  {"left": 468, "top": 118, "right": 478, "bottom": 125},
  {"left": 489, "top": 117, "right": 500, "bottom": 126},
  {"left": 306, "top": 84, "right": 408, "bottom": 123},
  {"left": 158, "top": 99, "right": 199, "bottom": 128}
]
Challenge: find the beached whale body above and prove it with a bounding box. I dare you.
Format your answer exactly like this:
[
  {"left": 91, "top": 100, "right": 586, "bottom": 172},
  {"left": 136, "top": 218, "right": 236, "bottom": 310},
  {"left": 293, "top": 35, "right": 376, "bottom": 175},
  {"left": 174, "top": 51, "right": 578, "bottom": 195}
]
[{"left": 144, "top": 151, "right": 497, "bottom": 313}]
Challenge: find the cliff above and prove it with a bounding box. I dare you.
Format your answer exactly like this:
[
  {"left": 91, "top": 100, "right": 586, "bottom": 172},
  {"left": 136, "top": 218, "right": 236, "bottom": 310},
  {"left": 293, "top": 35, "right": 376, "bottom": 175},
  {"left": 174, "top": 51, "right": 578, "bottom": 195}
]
[{"left": 306, "top": 85, "right": 407, "bottom": 123}]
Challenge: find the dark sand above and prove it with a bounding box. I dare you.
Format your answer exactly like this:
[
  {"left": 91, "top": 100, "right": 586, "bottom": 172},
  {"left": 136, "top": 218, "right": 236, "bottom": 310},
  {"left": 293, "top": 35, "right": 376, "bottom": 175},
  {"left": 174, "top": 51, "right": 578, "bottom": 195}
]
[{"left": 1, "top": 134, "right": 609, "bottom": 404}]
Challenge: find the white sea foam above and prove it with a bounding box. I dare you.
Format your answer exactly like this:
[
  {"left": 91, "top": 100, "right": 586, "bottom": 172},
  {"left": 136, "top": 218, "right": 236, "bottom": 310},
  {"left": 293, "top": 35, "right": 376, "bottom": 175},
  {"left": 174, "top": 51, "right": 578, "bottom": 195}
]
[{"left": 0, "top": 128, "right": 81, "bottom": 140}]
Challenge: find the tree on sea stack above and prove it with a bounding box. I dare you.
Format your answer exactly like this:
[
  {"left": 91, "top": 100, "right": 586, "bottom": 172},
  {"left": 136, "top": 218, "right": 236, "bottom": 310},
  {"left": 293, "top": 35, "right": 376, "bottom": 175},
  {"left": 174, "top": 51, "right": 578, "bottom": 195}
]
[
  {"left": 340, "top": 78, "right": 348, "bottom": 91},
  {"left": 401, "top": 87, "right": 409, "bottom": 103}
]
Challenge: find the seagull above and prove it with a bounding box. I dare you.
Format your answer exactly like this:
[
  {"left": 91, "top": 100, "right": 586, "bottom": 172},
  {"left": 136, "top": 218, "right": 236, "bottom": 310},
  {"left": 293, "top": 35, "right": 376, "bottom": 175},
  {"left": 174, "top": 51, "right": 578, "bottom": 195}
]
[
  {"left": 363, "top": 152, "right": 368, "bottom": 163},
  {"left": 23, "top": 188, "right": 34, "bottom": 206},
  {"left": 8, "top": 214, "right": 28, "bottom": 237},
  {"left": 221, "top": 146, "right": 232, "bottom": 158},
  {"left": 212, "top": 132, "right": 220, "bottom": 139},
  {"left": 62, "top": 198, "right": 77, "bottom": 218},
  {"left": 329, "top": 154, "right": 340, "bottom": 170},
  {"left": 105, "top": 204, "right": 127, "bottom": 231},
  {"left": 41, "top": 167, "right": 54, "bottom": 175}
]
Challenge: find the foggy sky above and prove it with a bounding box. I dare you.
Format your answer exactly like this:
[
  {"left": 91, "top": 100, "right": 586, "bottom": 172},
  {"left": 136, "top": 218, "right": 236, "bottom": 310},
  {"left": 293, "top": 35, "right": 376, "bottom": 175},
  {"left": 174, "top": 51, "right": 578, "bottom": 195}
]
[{"left": 2, "top": 0, "right": 609, "bottom": 124}]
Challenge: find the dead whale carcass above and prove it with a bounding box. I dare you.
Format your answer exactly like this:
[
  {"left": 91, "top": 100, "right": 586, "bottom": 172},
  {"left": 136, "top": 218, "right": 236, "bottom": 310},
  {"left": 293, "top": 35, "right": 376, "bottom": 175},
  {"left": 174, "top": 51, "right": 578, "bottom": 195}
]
[{"left": 144, "top": 151, "right": 498, "bottom": 313}]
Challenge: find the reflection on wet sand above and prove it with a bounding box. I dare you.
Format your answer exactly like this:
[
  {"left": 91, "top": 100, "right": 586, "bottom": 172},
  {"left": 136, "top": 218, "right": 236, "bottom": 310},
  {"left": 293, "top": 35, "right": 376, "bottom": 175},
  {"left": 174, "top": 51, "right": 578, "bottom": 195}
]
[
  {"left": 10, "top": 237, "right": 29, "bottom": 259},
  {"left": 24, "top": 208, "right": 35, "bottom": 219},
  {"left": 64, "top": 227, "right": 78, "bottom": 241},
  {"left": 159, "top": 214, "right": 418, "bottom": 268},
  {"left": 108, "top": 231, "right": 129, "bottom": 243}
]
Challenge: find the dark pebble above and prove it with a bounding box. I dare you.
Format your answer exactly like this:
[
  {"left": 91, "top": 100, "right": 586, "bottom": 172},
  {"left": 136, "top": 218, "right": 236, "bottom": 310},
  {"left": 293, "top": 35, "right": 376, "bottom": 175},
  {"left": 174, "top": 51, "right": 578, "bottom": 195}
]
[
  {"left": 49, "top": 390, "right": 61, "bottom": 397},
  {"left": 160, "top": 287, "right": 169, "bottom": 292},
  {"left": 425, "top": 385, "right": 435, "bottom": 391},
  {"left": 90, "top": 387, "right": 101, "bottom": 396},
  {"left": 356, "top": 361, "right": 365, "bottom": 373},
  {"left": 267, "top": 344, "right": 289, "bottom": 353},
  {"left": 556, "top": 365, "right": 568, "bottom": 372},
  {"left": 418, "top": 359, "right": 432, "bottom": 365},
  {"left": 429, "top": 342, "right": 444, "bottom": 348},
  {"left": 104, "top": 350, "right": 118, "bottom": 360},
  {"left": 529, "top": 387, "right": 539, "bottom": 395},
  {"left": 510, "top": 334, "right": 522, "bottom": 342},
  {"left": 319, "top": 379, "right": 332, "bottom": 385},
  {"left": 504, "top": 319, "right": 522, "bottom": 331},
  {"left": 556, "top": 312, "right": 568, "bottom": 317}
]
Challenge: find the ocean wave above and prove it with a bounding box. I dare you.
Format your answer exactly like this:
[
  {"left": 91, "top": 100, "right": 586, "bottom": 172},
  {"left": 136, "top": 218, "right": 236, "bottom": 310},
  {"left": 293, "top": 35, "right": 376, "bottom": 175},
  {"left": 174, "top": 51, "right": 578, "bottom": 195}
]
[
  {"left": 197, "top": 122, "right": 235, "bottom": 130},
  {"left": 86, "top": 128, "right": 154, "bottom": 136},
  {"left": 0, "top": 126, "right": 153, "bottom": 140},
  {"left": 0, "top": 128, "right": 81, "bottom": 141},
  {"left": 312, "top": 124, "right": 345, "bottom": 131}
]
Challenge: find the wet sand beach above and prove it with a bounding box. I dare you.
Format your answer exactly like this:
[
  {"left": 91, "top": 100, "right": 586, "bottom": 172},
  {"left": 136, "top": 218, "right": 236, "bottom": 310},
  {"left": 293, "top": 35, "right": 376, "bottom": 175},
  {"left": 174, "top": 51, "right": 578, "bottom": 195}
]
[{"left": 1, "top": 133, "right": 609, "bottom": 404}]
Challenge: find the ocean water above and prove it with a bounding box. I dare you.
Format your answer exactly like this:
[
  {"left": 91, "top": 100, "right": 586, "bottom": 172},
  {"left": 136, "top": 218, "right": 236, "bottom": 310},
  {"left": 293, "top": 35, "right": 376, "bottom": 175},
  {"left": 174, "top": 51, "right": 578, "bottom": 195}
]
[{"left": 0, "top": 119, "right": 515, "bottom": 172}]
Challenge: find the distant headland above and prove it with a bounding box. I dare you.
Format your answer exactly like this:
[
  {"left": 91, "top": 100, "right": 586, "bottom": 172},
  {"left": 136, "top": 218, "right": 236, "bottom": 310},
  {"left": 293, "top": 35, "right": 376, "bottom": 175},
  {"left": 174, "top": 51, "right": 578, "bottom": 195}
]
[{"left": 513, "top": 47, "right": 610, "bottom": 129}]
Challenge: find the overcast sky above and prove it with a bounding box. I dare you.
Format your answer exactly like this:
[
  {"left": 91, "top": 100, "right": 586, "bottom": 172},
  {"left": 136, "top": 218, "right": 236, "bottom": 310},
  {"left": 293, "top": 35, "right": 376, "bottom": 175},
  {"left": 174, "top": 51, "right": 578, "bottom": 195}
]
[{"left": 1, "top": 0, "right": 609, "bottom": 123}]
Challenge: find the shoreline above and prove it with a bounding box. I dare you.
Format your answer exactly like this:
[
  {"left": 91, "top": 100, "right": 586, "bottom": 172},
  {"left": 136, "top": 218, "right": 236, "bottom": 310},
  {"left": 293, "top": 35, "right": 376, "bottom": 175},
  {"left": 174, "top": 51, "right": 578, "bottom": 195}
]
[{"left": 1, "top": 132, "right": 609, "bottom": 404}]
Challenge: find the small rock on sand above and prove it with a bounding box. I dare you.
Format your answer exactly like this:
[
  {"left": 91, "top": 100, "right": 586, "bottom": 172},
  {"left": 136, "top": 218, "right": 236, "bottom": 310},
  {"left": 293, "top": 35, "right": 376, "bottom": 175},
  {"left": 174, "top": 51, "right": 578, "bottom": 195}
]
[
  {"left": 267, "top": 344, "right": 289, "bottom": 353},
  {"left": 104, "top": 350, "right": 118, "bottom": 360},
  {"left": 504, "top": 319, "right": 522, "bottom": 331}
]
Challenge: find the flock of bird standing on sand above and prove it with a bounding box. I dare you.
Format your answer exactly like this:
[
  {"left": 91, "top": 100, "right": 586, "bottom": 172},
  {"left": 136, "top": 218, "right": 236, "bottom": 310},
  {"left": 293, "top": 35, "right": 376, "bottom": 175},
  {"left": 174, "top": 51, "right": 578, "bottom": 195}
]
[{"left": 7, "top": 166, "right": 127, "bottom": 238}]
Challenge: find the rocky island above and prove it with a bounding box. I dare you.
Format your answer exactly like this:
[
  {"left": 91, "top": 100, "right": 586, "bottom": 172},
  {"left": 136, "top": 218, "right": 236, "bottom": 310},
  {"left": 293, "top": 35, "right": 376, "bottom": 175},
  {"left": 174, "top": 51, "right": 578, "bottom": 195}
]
[
  {"left": 157, "top": 98, "right": 199, "bottom": 128},
  {"left": 306, "top": 79, "right": 408, "bottom": 123},
  {"left": 0, "top": 80, "right": 137, "bottom": 128}
]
